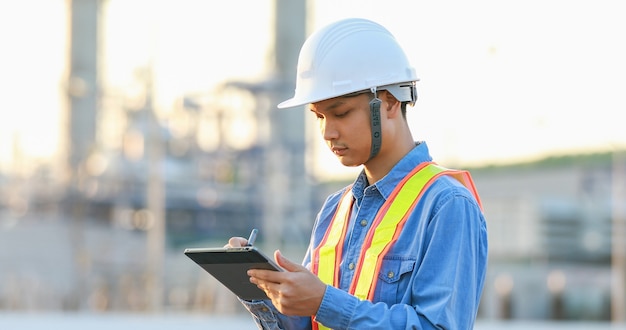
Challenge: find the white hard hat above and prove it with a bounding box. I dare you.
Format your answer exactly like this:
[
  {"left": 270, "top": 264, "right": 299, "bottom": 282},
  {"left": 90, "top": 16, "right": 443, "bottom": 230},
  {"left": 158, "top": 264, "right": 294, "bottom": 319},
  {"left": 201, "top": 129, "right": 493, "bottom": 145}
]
[{"left": 278, "top": 18, "right": 418, "bottom": 109}]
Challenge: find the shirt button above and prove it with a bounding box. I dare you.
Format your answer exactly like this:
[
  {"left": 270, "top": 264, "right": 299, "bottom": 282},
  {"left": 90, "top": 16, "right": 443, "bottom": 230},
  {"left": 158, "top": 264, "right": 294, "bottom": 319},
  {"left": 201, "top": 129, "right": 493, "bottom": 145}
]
[
  {"left": 360, "top": 219, "right": 368, "bottom": 227},
  {"left": 349, "top": 262, "right": 355, "bottom": 270},
  {"left": 387, "top": 271, "right": 394, "bottom": 278}
]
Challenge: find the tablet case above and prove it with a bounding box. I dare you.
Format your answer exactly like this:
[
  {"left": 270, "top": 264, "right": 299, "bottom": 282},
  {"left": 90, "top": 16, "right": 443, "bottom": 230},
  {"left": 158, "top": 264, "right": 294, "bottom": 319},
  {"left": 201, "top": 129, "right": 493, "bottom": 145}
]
[{"left": 184, "top": 246, "right": 282, "bottom": 300}]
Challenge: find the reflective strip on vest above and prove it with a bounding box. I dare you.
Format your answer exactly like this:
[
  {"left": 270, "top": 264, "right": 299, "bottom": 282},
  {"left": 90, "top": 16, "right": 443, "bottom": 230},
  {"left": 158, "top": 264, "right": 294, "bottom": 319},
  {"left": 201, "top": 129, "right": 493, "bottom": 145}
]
[{"left": 311, "top": 162, "right": 482, "bottom": 330}]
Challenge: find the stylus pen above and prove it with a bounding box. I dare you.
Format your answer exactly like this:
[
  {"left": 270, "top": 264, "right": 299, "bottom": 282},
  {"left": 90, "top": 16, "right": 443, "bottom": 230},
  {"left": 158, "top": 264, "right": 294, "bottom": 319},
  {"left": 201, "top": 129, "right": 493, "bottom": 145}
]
[{"left": 246, "top": 228, "right": 259, "bottom": 246}]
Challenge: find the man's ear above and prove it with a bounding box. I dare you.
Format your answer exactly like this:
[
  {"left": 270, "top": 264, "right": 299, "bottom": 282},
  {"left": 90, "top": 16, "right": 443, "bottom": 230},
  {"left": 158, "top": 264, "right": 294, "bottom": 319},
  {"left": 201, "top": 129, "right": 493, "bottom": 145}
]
[{"left": 383, "top": 90, "right": 401, "bottom": 118}]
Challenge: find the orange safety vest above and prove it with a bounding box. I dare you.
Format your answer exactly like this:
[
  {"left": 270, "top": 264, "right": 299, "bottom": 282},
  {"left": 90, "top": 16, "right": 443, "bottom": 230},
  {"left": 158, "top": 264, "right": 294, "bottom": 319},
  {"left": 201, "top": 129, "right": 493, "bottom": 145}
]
[{"left": 311, "top": 162, "right": 482, "bottom": 330}]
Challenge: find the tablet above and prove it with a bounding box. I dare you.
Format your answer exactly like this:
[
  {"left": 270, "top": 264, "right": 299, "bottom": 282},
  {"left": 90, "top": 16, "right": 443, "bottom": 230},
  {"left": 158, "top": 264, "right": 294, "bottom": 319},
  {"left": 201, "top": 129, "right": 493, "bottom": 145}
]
[{"left": 184, "top": 246, "right": 283, "bottom": 300}]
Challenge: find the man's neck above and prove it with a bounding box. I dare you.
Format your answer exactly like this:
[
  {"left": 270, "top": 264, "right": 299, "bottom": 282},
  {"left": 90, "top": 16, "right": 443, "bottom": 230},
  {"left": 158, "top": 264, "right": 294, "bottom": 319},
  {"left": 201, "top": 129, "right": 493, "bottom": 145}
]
[{"left": 363, "top": 137, "right": 416, "bottom": 184}]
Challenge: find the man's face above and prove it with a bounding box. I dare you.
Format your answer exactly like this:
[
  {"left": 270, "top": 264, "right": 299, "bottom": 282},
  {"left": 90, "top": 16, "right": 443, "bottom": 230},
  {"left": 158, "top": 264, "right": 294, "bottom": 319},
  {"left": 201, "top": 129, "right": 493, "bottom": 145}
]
[{"left": 309, "top": 93, "right": 372, "bottom": 167}]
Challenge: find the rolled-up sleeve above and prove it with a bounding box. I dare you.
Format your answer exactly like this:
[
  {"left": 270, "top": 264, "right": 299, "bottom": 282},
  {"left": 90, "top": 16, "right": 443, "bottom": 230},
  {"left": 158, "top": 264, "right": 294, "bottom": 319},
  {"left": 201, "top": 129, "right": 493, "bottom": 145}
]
[{"left": 240, "top": 299, "right": 312, "bottom": 330}]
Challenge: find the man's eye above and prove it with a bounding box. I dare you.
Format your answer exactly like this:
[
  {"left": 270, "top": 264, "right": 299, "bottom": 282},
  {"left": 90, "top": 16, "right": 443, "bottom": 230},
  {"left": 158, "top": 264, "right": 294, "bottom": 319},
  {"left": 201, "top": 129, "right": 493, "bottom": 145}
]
[{"left": 335, "top": 111, "right": 349, "bottom": 118}]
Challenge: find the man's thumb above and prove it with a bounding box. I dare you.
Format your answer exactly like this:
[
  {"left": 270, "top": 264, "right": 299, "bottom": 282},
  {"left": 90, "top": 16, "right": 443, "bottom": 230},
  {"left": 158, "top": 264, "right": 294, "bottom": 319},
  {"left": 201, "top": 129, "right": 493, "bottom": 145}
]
[{"left": 274, "top": 250, "right": 302, "bottom": 272}]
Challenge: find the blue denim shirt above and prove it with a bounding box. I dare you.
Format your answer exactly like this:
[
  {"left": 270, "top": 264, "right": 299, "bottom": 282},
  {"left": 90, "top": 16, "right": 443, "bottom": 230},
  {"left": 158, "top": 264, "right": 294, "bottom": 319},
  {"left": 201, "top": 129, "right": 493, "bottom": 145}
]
[{"left": 241, "top": 142, "right": 488, "bottom": 329}]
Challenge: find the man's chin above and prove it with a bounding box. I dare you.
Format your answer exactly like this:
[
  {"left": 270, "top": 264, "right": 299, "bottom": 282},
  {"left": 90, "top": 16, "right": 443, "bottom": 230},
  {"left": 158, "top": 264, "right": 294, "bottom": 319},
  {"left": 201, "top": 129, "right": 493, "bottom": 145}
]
[{"left": 337, "top": 157, "right": 362, "bottom": 168}]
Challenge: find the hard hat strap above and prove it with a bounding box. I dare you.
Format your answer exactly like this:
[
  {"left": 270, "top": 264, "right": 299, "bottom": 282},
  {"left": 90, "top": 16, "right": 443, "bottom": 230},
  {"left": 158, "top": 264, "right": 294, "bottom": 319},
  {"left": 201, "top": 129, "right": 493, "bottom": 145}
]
[{"left": 368, "top": 87, "right": 382, "bottom": 160}]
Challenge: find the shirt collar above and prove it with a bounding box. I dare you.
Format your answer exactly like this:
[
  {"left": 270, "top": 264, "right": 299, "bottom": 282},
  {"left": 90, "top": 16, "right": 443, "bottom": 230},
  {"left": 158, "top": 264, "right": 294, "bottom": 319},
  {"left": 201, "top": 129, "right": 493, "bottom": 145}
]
[{"left": 351, "top": 141, "right": 433, "bottom": 201}]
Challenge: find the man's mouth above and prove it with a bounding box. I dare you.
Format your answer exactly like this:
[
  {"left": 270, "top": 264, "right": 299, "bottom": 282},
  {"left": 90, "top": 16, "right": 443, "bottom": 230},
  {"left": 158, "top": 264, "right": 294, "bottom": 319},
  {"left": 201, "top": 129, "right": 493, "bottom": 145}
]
[{"left": 331, "top": 146, "right": 347, "bottom": 156}]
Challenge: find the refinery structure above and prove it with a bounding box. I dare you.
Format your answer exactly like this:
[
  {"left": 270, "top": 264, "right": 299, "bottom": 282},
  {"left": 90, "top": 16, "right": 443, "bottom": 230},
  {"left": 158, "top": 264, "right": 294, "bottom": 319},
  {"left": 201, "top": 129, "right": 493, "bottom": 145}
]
[{"left": 0, "top": 0, "right": 624, "bottom": 323}]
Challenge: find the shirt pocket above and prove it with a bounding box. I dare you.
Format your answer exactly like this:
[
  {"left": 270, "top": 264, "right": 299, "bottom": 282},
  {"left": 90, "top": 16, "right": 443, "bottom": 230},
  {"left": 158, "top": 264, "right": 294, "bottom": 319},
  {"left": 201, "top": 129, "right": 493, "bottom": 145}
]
[{"left": 374, "top": 256, "right": 416, "bottom": 305}]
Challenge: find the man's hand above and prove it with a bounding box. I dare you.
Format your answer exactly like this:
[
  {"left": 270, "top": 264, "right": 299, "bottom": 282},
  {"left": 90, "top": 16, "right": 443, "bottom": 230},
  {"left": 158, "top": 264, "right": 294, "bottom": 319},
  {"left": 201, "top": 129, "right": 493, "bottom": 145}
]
[
  {"left": 248, "top": 250, "right": 326, "bottom": 317},
  {"left": 225, "top": 236, "right": 248, "bottom": 248}
]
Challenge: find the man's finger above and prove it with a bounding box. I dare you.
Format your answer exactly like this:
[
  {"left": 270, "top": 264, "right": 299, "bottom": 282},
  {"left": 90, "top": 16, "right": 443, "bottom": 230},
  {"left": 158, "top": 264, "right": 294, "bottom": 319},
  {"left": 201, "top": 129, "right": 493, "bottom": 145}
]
[
  {"left": 225, "top": 237, "right": 247, "bottom": 248},
  {"left": 274, "top": 250, "right": 304, "bottom": 272}
]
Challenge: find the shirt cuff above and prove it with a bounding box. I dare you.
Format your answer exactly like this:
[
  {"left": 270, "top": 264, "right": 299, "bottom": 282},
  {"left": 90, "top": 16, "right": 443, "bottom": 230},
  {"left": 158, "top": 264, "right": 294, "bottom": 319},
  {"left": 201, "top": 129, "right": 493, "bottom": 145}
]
[
  {"left": 240, "top": 299, "right": 279, "bottom": 325},
  {"left": 314, "top": 285, "right": 357, "bottom": 329}
]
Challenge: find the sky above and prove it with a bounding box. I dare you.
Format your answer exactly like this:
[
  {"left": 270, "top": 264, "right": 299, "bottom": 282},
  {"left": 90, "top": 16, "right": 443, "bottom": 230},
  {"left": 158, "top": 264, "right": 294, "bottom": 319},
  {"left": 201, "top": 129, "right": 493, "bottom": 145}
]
[
  {"left": 0, "top": 0, "right": 66, "bottom": 174},
  {"left": 1, "top": 0, "right": 625, "bottom": 179}
]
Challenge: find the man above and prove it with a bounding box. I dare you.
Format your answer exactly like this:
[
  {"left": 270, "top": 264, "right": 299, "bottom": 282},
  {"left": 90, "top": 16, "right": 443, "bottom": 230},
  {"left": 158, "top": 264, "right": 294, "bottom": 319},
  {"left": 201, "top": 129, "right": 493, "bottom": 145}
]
[{"left": 227, "top": 17, "right": 488, "bottom": 329}]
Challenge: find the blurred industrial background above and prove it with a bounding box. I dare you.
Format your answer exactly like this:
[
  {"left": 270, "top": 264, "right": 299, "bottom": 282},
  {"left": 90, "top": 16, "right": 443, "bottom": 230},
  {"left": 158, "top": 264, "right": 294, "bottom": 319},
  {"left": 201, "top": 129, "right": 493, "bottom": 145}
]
[{"left": 0, "top": 0, "right": 625, "bottom": 328}]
